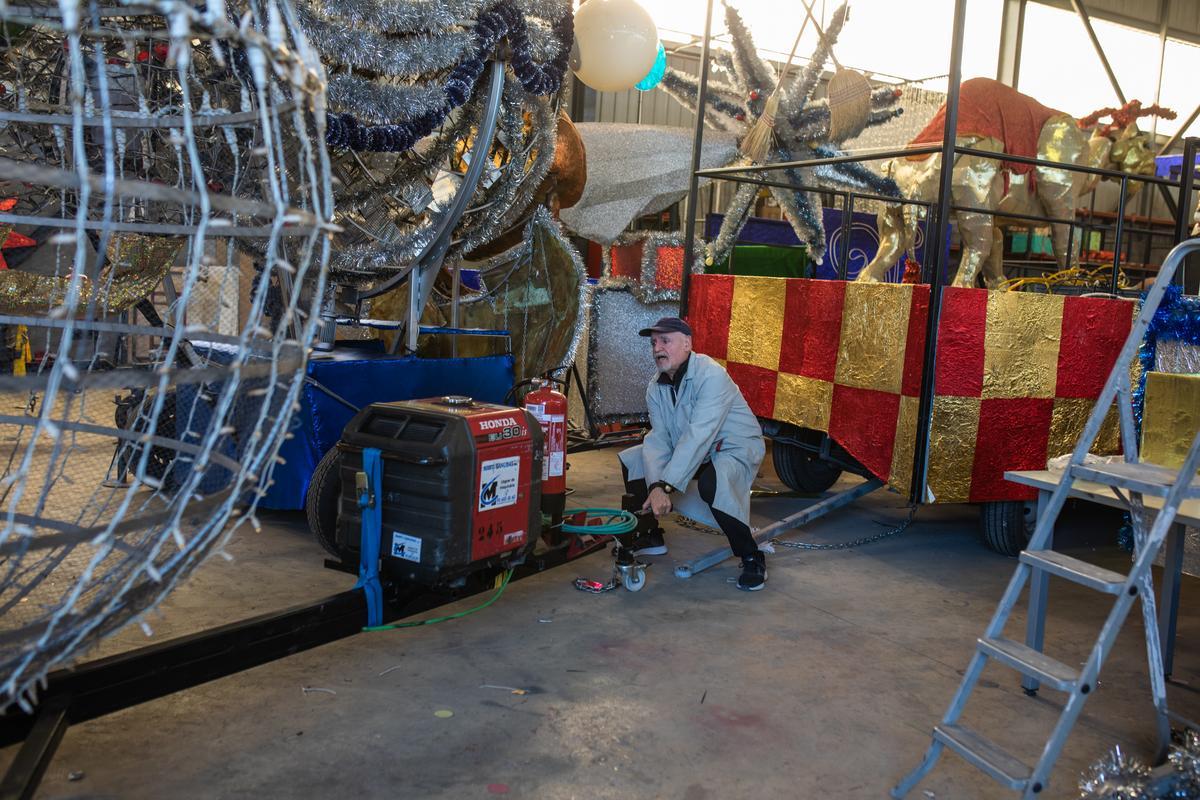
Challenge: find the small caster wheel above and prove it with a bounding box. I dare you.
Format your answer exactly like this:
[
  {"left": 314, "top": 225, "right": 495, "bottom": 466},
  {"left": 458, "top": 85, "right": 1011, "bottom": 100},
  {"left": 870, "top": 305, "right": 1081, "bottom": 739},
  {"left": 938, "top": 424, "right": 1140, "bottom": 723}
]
[{"left": 622, "top": 567, "right": 646, "bottom": 592}]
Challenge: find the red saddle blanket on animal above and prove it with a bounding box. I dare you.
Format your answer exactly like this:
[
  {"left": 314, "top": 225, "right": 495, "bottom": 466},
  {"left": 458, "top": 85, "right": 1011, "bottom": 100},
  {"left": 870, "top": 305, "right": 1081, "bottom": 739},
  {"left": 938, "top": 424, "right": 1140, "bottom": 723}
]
[{"left": 909, "top": 77, "right": 1065, "bottom": 175}]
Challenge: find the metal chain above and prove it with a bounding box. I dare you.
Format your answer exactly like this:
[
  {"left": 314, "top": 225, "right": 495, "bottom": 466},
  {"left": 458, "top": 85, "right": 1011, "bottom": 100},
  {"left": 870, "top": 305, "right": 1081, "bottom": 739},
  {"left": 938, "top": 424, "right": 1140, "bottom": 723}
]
[{"left": 673, "top": 505, "right": 918, "bottom": 551}]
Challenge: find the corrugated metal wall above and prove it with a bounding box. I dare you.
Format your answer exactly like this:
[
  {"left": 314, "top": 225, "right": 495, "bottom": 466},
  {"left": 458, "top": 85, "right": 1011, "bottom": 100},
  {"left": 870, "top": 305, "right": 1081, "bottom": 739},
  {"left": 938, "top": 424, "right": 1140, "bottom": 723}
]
[{"left": 578, "top": 48, "right": 700, "bottom": 128}]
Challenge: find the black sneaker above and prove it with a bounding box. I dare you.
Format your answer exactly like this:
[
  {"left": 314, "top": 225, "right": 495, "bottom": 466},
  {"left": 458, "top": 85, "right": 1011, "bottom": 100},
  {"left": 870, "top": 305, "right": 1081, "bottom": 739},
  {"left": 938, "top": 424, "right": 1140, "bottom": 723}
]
[
  {"left": 737, "top": 552, "right": 767, "bottom": 591},
  {"left": 630, "top": 528, "right": 667, "bottom": 556}
]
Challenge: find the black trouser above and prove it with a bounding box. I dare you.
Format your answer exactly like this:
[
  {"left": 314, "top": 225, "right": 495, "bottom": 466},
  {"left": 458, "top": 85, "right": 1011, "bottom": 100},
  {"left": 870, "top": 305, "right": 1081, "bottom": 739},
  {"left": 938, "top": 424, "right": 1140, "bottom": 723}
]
[{"left": 621, "top": 461, "right": 759, "bottom": 558}]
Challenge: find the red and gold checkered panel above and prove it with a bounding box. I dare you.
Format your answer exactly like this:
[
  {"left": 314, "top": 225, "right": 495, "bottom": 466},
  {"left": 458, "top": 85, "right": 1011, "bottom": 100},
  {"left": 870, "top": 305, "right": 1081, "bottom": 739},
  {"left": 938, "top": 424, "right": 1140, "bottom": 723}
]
[
  {"left": 689, "top": 275, "right": 929, "bottom": 493},
  {"left": 928, "top": 287, "right": 1133, "bottom": 503},
  {"left": 688, "top": 277, "right": 1135, "bottom": 503}
]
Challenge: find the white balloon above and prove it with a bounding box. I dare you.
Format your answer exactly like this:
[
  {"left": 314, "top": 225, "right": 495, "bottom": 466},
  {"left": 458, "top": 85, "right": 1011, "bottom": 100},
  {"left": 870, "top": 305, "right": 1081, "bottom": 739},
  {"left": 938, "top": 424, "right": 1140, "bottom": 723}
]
[{"left": 571, "top": 0, "right": 658, "bottom": 93}]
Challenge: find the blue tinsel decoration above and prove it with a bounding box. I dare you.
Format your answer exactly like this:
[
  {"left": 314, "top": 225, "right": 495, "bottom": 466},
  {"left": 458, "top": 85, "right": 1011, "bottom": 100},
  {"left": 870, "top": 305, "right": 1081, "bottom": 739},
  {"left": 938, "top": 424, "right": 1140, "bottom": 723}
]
[
  {"left": 1116, "top": 513, "right": 1134, "bottom": 553},
  {"left": 635, "top": 42, "right": 666, "bottom": 91},
  {"left": 1133, "top": 284, "right": 1200, "bottom": 433},
  {"left": 813, "top": 143, "right": 902, "bottom": 198},
  {"left": 325, "top": 0, "right": 573, "bottom": 153}
]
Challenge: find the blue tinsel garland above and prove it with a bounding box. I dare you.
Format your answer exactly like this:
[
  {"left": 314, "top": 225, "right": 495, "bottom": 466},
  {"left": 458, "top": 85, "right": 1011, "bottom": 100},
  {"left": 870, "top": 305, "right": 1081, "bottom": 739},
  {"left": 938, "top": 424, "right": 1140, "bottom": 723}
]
[
  {"left": 812, "top": 143, "right": 902, "bottom": 197},
  {"left": 325, "top": 1, "right": 572, "bottom": 153},
  {"left": 1133, "top": 283, "right": 1200, "bottom": 431}
]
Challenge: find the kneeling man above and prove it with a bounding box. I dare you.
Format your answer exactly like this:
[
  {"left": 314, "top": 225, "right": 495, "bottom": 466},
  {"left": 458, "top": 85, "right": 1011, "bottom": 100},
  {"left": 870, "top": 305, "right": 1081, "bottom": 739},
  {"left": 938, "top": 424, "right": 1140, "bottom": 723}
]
[{"left": 619, "top": 317, "right": 768, "bottom": 591}]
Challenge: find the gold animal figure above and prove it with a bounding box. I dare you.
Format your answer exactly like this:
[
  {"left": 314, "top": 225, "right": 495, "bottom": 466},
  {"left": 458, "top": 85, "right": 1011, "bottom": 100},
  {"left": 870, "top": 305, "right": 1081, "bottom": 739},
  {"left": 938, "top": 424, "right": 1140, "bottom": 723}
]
[{"left": 856, "top": 78, "right": 1174, "bottom": 288}]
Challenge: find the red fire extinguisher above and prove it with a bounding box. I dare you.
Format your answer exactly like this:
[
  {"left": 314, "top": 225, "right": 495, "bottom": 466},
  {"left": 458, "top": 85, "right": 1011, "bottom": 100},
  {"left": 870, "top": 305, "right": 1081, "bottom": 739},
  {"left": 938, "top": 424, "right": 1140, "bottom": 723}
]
[{"left": 524, "top": 379, "right": 567, "bottom": 495}]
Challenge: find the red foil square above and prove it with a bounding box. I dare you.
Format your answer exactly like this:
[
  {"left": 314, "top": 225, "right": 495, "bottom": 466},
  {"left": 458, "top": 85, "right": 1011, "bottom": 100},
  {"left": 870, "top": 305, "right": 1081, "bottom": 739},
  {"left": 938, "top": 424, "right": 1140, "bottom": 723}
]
[
  {"left": 778, "top": 278, "right": 846, "bottom": 382},
  {"left": 935, "top": 287, "right": 988, "bottom": 397},
  {"left": 970, "top": 397, "right": 1055, "bottom": 502},
  {"left": 828, "top": 384, "right": 902, "bottom": 480}
]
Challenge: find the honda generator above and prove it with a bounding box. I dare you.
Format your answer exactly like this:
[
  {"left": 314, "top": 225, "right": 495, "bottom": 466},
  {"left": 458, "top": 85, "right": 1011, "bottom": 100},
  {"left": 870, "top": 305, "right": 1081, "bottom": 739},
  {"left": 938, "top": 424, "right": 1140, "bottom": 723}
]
[{"left": 331, "top": 396, "right": 544, "bottom": 585}]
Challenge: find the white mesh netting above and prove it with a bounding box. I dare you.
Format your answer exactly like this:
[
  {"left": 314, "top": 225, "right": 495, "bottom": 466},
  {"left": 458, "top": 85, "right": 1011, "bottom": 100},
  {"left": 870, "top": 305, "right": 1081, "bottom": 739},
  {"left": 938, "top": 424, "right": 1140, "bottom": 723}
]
[{"left": 0, "top": 0, "right": 331, "bottom": 710}]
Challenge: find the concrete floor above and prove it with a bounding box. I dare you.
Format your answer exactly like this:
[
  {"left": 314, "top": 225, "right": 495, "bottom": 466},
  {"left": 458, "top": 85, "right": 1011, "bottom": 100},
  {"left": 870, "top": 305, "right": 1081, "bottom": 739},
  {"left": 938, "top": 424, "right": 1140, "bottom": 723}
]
[{"left": 3, "top": 447, "right": 1198, "bottom": 799}]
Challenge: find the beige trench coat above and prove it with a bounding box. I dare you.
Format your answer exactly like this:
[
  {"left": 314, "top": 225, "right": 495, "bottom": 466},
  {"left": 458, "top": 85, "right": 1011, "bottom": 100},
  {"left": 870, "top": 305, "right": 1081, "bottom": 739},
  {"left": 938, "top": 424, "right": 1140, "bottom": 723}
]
[{"left": 619, "top": 353, "right": 765, "bottom": 527}]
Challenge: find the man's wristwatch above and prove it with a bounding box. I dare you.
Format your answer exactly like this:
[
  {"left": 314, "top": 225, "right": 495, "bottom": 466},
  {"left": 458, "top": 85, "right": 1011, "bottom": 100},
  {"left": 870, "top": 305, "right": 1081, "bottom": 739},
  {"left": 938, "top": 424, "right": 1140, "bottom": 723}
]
[{"left": 650, "top": 481, "right": 675, "bottom": 495}]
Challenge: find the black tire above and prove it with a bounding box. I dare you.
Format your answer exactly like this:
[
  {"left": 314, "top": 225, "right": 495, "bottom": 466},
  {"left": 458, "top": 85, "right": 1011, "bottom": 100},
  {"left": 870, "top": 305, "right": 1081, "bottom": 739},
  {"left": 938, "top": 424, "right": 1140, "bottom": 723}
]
[
  {"left": 306, "top": 447, "right": 346, "bottom": 560},
  {"left": 114, "top": 389, "right": 178, "bottom": 486},
  {"left": 771, "top": 441, "right": 842, "bottom": 493},
  {"left": 980, "top": 500, "right": 1035, "bottom": 556}
]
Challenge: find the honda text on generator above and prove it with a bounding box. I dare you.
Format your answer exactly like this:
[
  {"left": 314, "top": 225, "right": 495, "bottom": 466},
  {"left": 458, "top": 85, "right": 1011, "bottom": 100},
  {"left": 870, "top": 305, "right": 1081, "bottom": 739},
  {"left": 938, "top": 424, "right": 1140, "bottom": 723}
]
[{"left": 306, "top": 386, "right": 646, "bottom": 593}]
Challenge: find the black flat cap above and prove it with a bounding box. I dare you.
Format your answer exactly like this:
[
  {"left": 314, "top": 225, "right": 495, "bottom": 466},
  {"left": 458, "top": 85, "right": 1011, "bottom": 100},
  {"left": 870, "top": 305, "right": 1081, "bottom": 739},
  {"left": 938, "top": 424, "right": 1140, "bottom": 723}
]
[{"left": 638, "top": 316, "right": 693, "bottom": 337}]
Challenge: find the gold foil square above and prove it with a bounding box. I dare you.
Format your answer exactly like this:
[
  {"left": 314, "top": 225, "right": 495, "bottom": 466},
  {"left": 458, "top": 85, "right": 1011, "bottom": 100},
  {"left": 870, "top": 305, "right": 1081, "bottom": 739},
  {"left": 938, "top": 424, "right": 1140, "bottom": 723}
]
[
  {"left": 774, "top": 372, "right": 833, "bottom": 433},
  {"left": 982, "top": 291, "right": 1065, "bottom": 399},
  {"left": 889, "top": 394, "right": 920, "bottom": 496},
  {"left": 1142, "top": 373, "right": 1200, "bottom": 473},
  {"left": 834, "top": 282, "right": 912, "bottom": 393},
  {"left": 925, "top": 395, "right": 981, "bottom": 504},
  {"left": 1049, "top": 397, "right": 1121, "bottom": 461},
  {"left": 727, "top": 276, "right": 786, "bottom": 371}
]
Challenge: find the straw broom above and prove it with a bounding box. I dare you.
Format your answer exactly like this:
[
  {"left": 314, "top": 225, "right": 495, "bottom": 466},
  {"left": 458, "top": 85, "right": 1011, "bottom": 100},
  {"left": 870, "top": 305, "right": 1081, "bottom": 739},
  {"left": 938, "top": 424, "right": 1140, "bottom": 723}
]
[
  {"left": 738, "top": 15, "right": 809, "bottom": 164},
  {"left": 741, "top": 1, "right": 871, "bottom": 161}
]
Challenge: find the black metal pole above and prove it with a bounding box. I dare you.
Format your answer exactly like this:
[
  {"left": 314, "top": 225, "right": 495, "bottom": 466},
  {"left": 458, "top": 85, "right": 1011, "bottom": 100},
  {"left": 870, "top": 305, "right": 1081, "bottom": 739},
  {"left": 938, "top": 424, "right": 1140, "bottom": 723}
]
[
  {"left": 0, "top": 696, "right": 70, "bottom": 800},
  {"left": 679, "top": 0, "right": 715, "bottom": 319},
  {"left": 697, "top": 144, "right": 942, "bottom": 176},
  {"left": 838, "top": 192, "right": 853, "bottom": 280},
  {"left": 1111, "top": 176, "right": 1128, "bottom": 292},
  {"left": 1173, "top": 137, "right": 1199, "bottom": 289},
  {"left": 909, "top": 0, "right": 968, "bottom": 506},
  {"left": 698, "top": 174, "right": 931, "bottom": 209},
  {"left": 1173, "top": 137, "right": 1198, "bottom": 246}
]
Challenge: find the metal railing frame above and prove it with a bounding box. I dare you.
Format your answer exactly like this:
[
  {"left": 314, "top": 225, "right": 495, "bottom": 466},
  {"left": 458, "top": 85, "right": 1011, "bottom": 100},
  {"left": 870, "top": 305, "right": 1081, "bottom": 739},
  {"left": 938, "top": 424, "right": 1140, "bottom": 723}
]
[{"left": 679, "top": 0, "right": 1198, "bottom": 506}]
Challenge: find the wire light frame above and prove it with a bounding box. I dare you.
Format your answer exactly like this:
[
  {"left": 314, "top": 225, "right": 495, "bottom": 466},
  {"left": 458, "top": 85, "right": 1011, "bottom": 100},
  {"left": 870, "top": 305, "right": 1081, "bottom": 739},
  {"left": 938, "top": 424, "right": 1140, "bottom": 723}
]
[{"left": 0, "top": 0, "right": 332, "bottom": 710}]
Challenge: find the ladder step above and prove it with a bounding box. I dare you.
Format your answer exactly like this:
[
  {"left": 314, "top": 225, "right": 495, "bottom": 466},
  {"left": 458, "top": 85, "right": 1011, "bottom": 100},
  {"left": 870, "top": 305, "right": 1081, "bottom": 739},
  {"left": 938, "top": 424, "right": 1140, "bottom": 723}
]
[
  {"left": 934, "top": 724, "right": 1031, "bottom": 790},
  {"left": 1020, "top": 550, "right": 1126, "bottom": 594},
  {"left": 1071, "top": 460, "right": 1199, "bottom": 499},
  {"left": 978, "top": 636, "right": 1079, "bottom": 692}
]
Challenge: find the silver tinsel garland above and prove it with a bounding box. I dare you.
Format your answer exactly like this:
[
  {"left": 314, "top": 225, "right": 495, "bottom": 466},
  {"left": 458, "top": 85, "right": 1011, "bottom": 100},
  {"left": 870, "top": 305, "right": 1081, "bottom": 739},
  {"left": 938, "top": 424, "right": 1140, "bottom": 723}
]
[
  {"left": 1079, "top": 733, "right": 1200, "bottom": 800},
  {"left": 598, "top": 231, "right": 705, "bottom": 304},
  {"left": 298, "top": 7, "right": 471, "bottom": 77},
  {"left": 292, "top": 0, "right": 570, "bottom": 287},
  {"left": 450, "top": 83, "right": 558, "bottom": 260},
  {"left": 327, "top": 74, "right": 450, "bottom": 126},
  {"left": 305, "top": 0, "right": 486, "bottom": 35}
]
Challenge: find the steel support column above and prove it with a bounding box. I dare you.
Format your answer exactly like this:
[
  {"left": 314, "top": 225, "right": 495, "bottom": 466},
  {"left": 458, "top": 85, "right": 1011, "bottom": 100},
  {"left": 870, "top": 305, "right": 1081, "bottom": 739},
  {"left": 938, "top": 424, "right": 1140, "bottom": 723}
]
[
  {"left": 909, "top": 0, "right": 968, "bottom": 506},
  {"left": 679, "top": 0, "right": 715, "bottom": 319},
  {"left": 995, "top": 0, "right": 1025, "bottom": 88},
  {"left": 1069, "top": 0, "right": 1126, "bottom": 104}
]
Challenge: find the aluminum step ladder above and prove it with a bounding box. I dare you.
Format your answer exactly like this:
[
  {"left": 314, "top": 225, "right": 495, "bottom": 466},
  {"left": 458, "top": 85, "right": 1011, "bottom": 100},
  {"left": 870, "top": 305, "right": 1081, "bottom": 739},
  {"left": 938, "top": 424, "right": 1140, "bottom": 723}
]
[{"left": 893, "top": 238, "right": 1200, "bottom": 799}]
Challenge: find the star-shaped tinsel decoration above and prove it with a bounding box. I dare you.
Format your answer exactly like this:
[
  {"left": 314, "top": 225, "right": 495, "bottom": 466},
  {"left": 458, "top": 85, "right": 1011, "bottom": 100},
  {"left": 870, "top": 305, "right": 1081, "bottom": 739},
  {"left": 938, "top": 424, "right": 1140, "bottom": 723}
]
[
  {"left": 0, "top": 199, "right": 35, "bottom": 270},
  {"left": 660, "top": 1, "right": 905, "bottom": 266}
]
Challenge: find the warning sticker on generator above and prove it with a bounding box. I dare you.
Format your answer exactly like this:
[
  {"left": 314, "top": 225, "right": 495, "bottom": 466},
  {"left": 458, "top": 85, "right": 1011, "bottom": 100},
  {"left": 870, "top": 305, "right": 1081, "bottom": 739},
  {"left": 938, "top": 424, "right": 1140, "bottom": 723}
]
[
  {"left": 390, "top": 531, "right": 422, "bottom": 563},
  {"left": 479, "top": 455, "right": 520, "bottom": 511}
]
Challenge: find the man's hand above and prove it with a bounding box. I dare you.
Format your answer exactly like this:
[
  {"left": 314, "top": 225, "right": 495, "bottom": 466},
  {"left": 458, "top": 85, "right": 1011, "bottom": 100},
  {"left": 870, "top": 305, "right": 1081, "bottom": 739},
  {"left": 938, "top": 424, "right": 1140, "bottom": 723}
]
[{"left": 642, "top": 486, "right": 672, "bottom": 517}]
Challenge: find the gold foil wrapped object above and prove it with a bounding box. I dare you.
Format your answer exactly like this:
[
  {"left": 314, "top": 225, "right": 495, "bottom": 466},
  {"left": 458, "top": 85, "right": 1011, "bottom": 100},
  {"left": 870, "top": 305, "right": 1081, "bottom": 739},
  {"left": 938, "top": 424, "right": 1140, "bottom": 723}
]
[
  {"left": 1142, "top": 373, "right": 1200, "bottom": 473},
  {"left": 0, "top": 234, "right": 182, "bottom": 315},
  {"left": 727, "top": 276, "right": 785, "bottom": 372}
]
